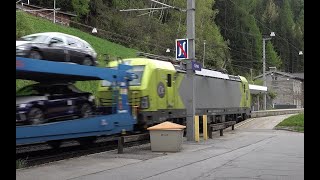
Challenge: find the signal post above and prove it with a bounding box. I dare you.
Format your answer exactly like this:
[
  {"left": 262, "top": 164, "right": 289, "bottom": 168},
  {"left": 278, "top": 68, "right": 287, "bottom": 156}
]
[{"left": 186, "top": 0, "right": 196, "bottom": 141}]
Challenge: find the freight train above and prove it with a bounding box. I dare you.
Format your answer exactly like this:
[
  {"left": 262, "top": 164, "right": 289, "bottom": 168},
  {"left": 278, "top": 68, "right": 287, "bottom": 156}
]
[
  {"left": 97, "top": 54, "right": 251, "bottom": 130},
  {"left": 16, "top": 55, "right": 251, "bottom": 147}
]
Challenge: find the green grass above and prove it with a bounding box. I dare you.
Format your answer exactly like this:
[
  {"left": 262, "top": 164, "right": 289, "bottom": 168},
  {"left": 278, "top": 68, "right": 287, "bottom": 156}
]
[
  {"left": 16, "top": 12, "right": 137, "bottom": 60},
  {"left": 276, "top": 113, "right": 304, "bottom": 132},
  {"left": 16, "top": 12, "right": 138, "bottom": 94},
  {"left": 16, "top": 159, "right": 27, "bottom": 169}
]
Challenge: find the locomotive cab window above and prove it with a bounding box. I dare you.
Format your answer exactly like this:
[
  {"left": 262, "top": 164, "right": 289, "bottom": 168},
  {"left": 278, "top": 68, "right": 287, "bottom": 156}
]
[
  {"left": 167, "top": 74, "right": 172, "bottom": 87},
  {"left": 100, "top": 66, "right": 145, "bottom": 87},
  {"left": 128, "top": 65, "right": 145, "bottom": 86}
]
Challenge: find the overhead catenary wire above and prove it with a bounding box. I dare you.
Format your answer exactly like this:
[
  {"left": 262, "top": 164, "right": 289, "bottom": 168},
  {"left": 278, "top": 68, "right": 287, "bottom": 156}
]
[
  {"left": 120, "top": 7, "right": 170, "bottom": 12},
  {"left": 17, "top": 2, "right": 184, "bottom": 53},
  {"left": 228, "top": 0, "right": 303, "bottom": 54},
  {"left": 218, "top": 0, "right": 303, "bottom": 73},
  {"left": 220, "top": 25, "right": 301, "bottom": 57},
  {"left": 220, "top": 26, "right": 260, "bottom": 37},
  {"left": 150, "top": 0, "right": 185, "bottom": 12},
  {"left": 19, "top": 1, "right": 298, "bottom": 74},
  {"left": 45, "top": 14, "right": 174, "bottom": 52}
]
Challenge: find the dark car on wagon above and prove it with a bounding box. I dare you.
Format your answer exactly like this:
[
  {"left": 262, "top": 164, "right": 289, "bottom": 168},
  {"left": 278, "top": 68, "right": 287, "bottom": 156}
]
[
  {"left": 16, "top": 83, "right": 95, "bottom": 125},
  {"left": 16, "top": 32, "right": 98, "bottom": 66}
]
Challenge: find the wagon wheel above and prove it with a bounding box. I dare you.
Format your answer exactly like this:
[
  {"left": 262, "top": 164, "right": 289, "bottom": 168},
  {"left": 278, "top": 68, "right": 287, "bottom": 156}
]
[
  {"left": 243, "top": 114, "right": 248, "bottom": 121},
  {"left": 78, "top": 137, "right": 96, "bottom": 146},
  {"left": 28, "top": 107, "right": 46, "bottom": 125},
  {"left": 48, "top": 141, "right": 61, "bottom": 149},
  {"left": 80, "top": 103, "right": 93, "bottom": 118},
  {"left": 28, "top": 50, "right": 43, "bottom": 60},
  {"left": 81, "top": 57, "right": 94, "bottom": 66}
]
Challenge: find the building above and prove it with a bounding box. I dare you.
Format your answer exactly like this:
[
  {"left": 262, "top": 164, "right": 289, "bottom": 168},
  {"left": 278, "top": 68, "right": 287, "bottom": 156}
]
[
  {"left": 254, "top": 70, "right": 304, "bottom": 109},
  {"left": 249, "top": 84, "right": 268, "bottom": 111},
  {"left": 16, "top": 3, "right": 76, "bottom": 26}
]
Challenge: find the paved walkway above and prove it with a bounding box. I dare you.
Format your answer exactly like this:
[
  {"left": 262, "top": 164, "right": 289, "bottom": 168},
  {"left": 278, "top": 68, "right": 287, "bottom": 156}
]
[{"left": 17, "top": 114, "right": 304, "bottom": 180}]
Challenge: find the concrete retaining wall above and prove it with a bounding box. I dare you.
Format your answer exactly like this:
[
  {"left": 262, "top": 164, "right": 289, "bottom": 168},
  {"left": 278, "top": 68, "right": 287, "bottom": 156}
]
[{"left": 251, "top": 108, "right": 304, "bottom": 118}]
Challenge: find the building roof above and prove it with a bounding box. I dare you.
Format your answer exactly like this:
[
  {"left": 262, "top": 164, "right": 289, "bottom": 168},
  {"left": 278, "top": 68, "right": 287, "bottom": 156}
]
[
  {"left": 254, "top": 71, "right": 304, "bottom": 81},
  {"left": 249, "top": 84, "right": 268, "bottom": 94},
  {"left": 147, "top": 121, "right": 186, "bottom": 130}
]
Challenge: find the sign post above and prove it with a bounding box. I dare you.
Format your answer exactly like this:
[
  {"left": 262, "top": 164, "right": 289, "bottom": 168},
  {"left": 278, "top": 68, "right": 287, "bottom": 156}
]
[
  {"left": 176, "top": 39, "right": 189, "bottom": 60},
  {"left": 174, "top": 1, "right": 197, "bottom": 141},
  {"left": 185, "top": 0, "right": 196, "bottom": 141}
]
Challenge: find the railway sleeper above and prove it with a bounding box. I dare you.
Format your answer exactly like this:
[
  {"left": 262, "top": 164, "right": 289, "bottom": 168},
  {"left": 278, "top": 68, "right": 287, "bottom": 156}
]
[{"left": 117, "top": 133, "right": 150, "bottom": 154}]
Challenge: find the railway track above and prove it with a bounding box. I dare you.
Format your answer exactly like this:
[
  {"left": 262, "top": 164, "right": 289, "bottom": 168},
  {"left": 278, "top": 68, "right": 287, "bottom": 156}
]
[{"left": 16, "top": 134, "right": 150, "bottom": 168}]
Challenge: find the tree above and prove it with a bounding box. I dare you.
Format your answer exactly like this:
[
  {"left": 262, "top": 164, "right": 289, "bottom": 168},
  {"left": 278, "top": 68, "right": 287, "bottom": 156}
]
[
  {"left": 72, "top": 0, "right": 90, "bottom": 18},
  {"left": 262, "top": 0, "right": 279, "bottom": 26},
  {"left": 266, "top": 41, "right": 282, "bottom": 68},
  {"left": 26, "top": 0, "right": 303, "bottom": 74}
]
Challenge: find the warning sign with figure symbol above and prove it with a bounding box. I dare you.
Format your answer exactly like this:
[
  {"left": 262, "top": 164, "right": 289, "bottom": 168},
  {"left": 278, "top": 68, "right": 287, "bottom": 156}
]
[{"left": 176, "top": 39, "right": 188, "bottom": 60}]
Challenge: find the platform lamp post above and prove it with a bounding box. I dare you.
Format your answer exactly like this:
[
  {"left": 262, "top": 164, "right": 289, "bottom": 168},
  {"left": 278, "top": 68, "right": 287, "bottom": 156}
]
[
  {"left": 298, "top": 50, "right": 303, "bottom": 108},
  {"left": 262, "top": 32, "right": 275, "bottom": 110},
  {"left": 203, "top": 40, "right": 206, "bottom": 67}
]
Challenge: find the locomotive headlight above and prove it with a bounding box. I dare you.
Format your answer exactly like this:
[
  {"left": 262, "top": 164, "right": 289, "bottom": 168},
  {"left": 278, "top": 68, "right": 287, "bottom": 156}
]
[{"left": 140, "top": 96, "right": 149, "bottom": 109}]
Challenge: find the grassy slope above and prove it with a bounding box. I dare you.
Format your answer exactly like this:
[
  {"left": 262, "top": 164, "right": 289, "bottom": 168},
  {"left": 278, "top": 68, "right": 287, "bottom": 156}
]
[
  {"left": 16, "top": 12, "right": 138, "bottom": 94},
  {"left": 276, "top": 113, "right": 304, "bottom": 132}
]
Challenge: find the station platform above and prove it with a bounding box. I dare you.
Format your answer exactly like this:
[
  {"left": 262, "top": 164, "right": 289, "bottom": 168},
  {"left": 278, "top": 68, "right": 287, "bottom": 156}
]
[{"left": 16, "top": 120, "right": 304, "bottom": 180}]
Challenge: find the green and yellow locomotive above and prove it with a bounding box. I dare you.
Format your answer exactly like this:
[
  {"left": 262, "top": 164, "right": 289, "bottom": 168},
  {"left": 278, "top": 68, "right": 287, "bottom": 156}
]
[{"left": 97, "top": 56, "right": 251, "bottom": 129}]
